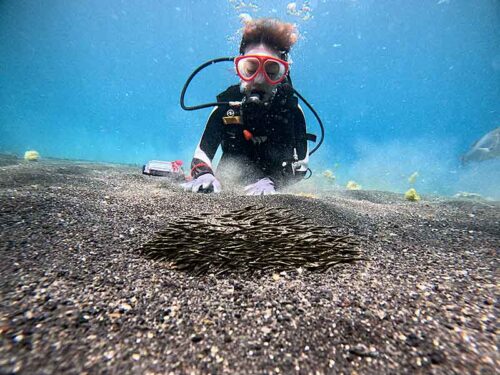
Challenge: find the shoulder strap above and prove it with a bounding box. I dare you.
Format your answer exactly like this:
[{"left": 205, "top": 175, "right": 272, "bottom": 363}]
[{"left": 306, "top": 133, "right": 317, "bottom": 142}]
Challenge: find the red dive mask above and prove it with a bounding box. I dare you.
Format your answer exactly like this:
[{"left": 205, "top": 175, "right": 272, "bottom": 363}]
[{"left": 235, "top": 54, "right": 289, "bottom": 85}]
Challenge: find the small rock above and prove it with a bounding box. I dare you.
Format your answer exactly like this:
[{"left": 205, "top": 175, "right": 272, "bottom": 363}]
[
  {"left": 406, "top": 333, "right": 420, "bottom": 347},
  {"left": 416, "top": 283, "right": 426, "bottom": 290},
  {"left": 77, "top": 313, "right": 90, "bottom": 324},
  {"left": 261, "top": 326, "right": 272, "bottom": 334},
  {"left": 108, "top": 312, "right": 121, "bottom": 319},
  {"left": 430, "top": 350, "right": 446, "bottom": 364},
  {"left": 191, "top": 334, "right": 203, "bottom": 343},
  {"left": 119, "top": 303, "right": 132, "bottom": 312},
  {"left": 13, "top": 334, "right": 24, "bottom": 343},
  {"left": 103, "top": 351, "right": 115, "bottom": 360},
  {"left": 349, "top": 344, "right": 379, "bottom": 358},
  {"left": 263, "top": 309, "right": 273, "bottom": 319}
]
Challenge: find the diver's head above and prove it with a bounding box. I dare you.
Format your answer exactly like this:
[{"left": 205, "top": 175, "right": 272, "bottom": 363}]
[{"left": 236, "top": 18, "right": 298, "bottom": 103}]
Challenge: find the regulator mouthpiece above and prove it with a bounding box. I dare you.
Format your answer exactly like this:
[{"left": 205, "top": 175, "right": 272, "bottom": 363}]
[
  {"left": 242, "top": 90, "right": 270, "bottom": 114},
  {"left": 247, "top": 92, "right": 263, "bottom": 106}
]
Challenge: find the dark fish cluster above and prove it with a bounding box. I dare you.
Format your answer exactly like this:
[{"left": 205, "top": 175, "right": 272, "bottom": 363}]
[{"left": 140, "top": 205, "right": 362, "bottom": 275}]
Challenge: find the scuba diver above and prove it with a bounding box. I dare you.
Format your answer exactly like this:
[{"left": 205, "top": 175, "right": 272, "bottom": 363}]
[{"left": 181, "top": 18, "right": 322, "bottom": 195}]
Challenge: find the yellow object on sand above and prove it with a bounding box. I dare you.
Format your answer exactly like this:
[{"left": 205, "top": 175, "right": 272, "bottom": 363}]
[
  {"left": 322, "top": 169, "right": 335, "bottom": 180},
  {"left": 405, "top": 188, "right": 421, "bottom": 201},
  {"left": 408, "top": 171, "right": 419, "bottom": 185},
  {"left": 346, "top": 181, "right": 361, "bottom": 190},
  {"left": 24, "top": 150, "right": 40, "bottom": 161}
]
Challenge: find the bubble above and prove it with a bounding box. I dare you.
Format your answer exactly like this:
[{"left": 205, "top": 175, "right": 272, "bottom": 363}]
[
  {"left": 286, "top": 1, "right": 314, "bottom": 22},
  {"left": 239, "top": 12, "right": 252, "bottom": 24}
]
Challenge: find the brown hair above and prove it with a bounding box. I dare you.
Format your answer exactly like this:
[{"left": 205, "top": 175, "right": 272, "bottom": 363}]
[{"left": 239, "top": 18, "right": 298, "bottom": 60}]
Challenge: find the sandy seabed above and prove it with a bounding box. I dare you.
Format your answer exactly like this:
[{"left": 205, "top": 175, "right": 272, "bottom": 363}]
[{"left": 0, "top": 155, "right": 498, "bottom": 374}]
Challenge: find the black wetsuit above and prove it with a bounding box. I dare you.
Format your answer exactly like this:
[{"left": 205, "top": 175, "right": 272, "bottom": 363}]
[{"left": 190, "top": 83, "right": 310, "bottom": 187}]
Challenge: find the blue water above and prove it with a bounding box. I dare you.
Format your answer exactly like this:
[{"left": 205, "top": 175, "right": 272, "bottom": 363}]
[{"left": 1, "top": 0, "right": 499, "bottom": 198}]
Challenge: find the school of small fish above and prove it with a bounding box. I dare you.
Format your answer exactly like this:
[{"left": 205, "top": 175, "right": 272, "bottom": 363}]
[{"left": 140, "top": 205, "right": 362, "bottom": 275}]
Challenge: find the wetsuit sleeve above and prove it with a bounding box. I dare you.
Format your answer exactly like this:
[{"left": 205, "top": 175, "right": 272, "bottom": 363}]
[{"left": 190, "top": 106, "right": 224, "bottom": 178}]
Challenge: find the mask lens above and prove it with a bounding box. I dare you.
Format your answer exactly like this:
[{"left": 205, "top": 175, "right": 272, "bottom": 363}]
[
  {"left": 264, "top": 59, "right": 286, "bottom": 82},
  {"left": 237, "top": 57, "right": 260, "bottom": 79}
]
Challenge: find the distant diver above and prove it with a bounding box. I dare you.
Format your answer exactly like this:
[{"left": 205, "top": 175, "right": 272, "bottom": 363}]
[
  {"left": 180, "top": 18, "right": 324, "bottom": 195},
  {"left": 461, "top": 127, "right": 500, "bottom": 165}
]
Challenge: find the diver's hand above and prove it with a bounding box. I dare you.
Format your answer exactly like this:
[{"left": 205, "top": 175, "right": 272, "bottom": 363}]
[
  {"left": 244, "top": 177, "right": 276, "bottom": 195},
  {"left": 181, "top": 173, "right": 221, "bottom": 193}
]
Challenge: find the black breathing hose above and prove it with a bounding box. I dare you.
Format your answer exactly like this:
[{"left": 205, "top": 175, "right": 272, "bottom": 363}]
[
  {"left": 180, "top": 57, "right": 235, "bottom": 111},
  {"left": 291, "top": 87, "right": 324, "bottom": 156}
]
